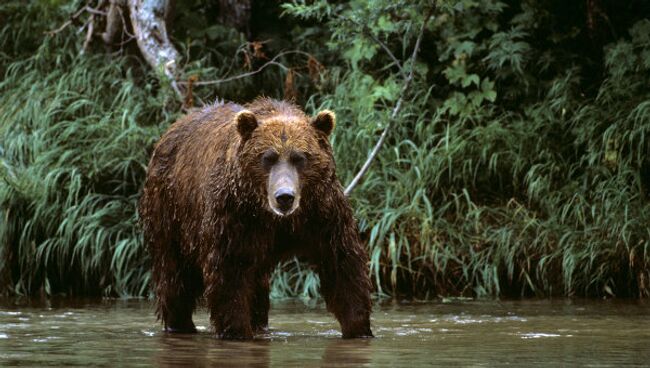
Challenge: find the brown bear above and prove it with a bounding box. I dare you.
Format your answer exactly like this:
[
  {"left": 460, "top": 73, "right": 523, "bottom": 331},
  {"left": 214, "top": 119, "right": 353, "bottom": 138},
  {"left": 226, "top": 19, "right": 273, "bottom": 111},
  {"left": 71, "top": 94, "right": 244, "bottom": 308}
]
[{"left": 139, "top": 98, "right": 373, "bottom": 339}]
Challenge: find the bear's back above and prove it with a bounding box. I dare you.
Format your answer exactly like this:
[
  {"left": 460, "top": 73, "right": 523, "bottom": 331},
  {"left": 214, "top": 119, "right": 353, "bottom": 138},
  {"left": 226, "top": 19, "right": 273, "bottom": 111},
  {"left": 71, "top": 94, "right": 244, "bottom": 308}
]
[{"left": 145, "top": 102, "right": 244, "bottom": 210}]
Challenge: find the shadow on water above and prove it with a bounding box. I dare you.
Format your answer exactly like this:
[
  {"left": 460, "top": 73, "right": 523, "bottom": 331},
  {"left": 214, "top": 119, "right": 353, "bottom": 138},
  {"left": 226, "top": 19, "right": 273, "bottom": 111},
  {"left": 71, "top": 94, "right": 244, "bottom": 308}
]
[{"left": 1, "top": 297, "right": 650, "bottom": 367}]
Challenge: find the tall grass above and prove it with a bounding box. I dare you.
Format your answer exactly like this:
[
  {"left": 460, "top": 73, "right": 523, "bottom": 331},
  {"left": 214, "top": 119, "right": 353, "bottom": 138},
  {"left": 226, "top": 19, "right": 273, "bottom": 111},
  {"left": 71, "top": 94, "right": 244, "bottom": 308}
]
[
  {"left": 0, "top": 2, "right": 177, "bottom": 295},
  {"left": 0, "top": 48, "right": 171, "bottom": 296}
]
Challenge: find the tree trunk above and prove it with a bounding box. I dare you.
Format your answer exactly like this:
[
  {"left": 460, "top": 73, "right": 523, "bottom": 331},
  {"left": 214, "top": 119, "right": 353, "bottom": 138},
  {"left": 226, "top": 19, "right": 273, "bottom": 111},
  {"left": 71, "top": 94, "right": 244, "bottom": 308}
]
[{"left": 128, "top": 0, "right": 182, "bottom": 97}]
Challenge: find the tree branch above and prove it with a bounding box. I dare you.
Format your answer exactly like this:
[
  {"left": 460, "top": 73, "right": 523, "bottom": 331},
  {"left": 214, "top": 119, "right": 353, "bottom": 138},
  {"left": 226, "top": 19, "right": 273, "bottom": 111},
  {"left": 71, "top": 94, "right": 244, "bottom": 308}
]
[
  {"left": 365, "top": 29, "right": 406, "bottom": 78},
  {"left": 344, "top": 11, "right": 432, "bottom": 197},
  {"left": 102, "top": 0, "right": 125, "bottom": 45},
  {"left": 81, "top": 14, "right": 95, "bottom": 54},
  {"left": 185, "top": 50, "right": 312, "bottom": 86},
  {"left": 45, "top": 4, "right": 90, "bottom": 36},
  {"left": 84, "top": 5, "right": 107, "bottom": 16},
  {"left": 345, "top": 18, "right": 406, "bottom": 78}
]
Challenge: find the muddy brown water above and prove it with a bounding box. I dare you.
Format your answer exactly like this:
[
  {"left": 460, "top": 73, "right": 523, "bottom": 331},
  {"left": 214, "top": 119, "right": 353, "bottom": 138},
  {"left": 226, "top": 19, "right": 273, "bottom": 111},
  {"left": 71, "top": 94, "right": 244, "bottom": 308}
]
[{"left": 1, "top": 298, "right": 649, "bottom": 367}]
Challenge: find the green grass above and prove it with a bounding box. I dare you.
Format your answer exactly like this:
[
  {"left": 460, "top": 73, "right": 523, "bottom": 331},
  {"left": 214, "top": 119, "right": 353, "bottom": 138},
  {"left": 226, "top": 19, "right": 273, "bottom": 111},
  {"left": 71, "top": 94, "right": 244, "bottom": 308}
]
[{"left": 0, "top": 48, "right": 170, "bottom": 296}]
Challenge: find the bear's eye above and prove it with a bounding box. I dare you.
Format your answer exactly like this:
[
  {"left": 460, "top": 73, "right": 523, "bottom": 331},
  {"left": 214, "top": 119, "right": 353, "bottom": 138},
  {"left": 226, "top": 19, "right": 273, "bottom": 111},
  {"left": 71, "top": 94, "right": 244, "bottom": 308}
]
[
  {"left": 261, "top": 149, "right": 279, "bottom": 170},
  {"left": 289, "top": 151, "right": 307, "bottom": 170}
]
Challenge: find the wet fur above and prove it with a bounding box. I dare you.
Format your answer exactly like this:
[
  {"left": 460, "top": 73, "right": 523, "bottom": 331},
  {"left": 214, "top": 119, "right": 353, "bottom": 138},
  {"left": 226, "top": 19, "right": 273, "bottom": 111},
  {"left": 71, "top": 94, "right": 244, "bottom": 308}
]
[{"left": 139, "top": 98, "right": 373, "bottom": 339}]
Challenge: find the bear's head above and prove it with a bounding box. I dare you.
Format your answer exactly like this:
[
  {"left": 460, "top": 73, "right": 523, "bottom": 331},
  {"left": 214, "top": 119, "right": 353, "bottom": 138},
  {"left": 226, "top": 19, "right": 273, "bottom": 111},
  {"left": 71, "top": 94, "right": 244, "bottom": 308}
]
[{"left": 235, "top": 106, "right": 336, "bottom": 217}]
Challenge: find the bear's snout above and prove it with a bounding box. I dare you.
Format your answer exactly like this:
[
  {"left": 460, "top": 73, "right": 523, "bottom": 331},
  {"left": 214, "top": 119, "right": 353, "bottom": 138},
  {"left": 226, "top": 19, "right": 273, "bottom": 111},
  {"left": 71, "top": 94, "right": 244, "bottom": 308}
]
[
  {"left": 275, "top": 188, "right": 295, "bottom": 212},
  {"left": 267, "top": 160, "right": 300, "bottom": 216}
]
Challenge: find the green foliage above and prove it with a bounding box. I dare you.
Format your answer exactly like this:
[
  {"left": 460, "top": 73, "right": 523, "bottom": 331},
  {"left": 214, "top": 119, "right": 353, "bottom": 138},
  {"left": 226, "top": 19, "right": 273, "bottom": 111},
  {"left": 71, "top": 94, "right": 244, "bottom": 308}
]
[
  {"left": 283, "top": 0, "right": 650, "bottom": 298},
  {"left": 1, "top": 0, "right": 650, "bottom": 299},
  {"left": 0, "top": 2, "right": 173, "bottom": 296}
]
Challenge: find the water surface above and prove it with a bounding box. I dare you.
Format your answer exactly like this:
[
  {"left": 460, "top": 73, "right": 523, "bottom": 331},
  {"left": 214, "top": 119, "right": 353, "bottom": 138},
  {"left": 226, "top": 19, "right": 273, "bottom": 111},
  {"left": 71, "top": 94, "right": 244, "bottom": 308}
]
[{"left": 1, "top": 298, "right": 649, "bottom": 366}]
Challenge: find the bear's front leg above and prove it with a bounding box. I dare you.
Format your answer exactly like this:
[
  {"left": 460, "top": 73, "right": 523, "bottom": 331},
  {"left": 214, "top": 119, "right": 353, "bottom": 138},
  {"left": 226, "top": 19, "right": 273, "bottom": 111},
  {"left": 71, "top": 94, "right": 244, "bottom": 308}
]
[
  {"left": 320, "top": 261, "right": 373, "bottom": 338},
  {"left": 317, "top": 224, "right": 373, "bottom": 338},
  {"left": 205, "top": 261, "right": 255, "bottom": 340},
  {"left": 250, "top": 272, "right": 271, "bottom": 333}
]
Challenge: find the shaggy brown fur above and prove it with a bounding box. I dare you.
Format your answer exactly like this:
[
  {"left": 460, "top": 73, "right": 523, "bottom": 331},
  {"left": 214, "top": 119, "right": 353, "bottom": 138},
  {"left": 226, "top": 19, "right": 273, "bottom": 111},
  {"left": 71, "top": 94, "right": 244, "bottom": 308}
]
[{"left": 139, "top": 98, "right": 373, "bottom": 339}]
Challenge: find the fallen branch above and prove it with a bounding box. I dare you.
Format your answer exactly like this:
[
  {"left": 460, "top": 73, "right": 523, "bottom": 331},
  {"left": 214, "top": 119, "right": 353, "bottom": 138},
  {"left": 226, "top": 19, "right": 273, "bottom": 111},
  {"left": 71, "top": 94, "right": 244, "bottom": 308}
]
[{"left": 344, "top": 11, "right": 432, "bottom": 197}]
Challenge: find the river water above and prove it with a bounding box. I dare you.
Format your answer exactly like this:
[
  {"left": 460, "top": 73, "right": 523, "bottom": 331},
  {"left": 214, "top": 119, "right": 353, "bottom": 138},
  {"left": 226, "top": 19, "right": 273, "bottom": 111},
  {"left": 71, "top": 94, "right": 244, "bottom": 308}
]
[{"left": 1, "top": 298, "right": 649, "bottom": 367}]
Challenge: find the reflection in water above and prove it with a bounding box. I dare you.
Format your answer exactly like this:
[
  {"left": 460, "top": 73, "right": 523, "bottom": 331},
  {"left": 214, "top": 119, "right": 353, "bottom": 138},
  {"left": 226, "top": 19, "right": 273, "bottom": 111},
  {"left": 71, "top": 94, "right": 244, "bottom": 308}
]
[
  {"left": 155, "top": 336, "right": 271, "bottom": 368},
  {"left": 321, "top": 338, "right": 372, "bottom": 367},
  {"left": 1, "top": 298, "right": 650, "bottom": 367},
  {"left": 151, "top": 329, "right": 372, "bottom": 367}
]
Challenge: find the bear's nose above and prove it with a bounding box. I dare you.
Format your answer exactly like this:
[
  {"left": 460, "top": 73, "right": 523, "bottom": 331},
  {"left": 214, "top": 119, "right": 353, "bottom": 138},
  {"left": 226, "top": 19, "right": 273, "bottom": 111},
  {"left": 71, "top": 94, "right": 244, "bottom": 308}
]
[{"left": 275, "top": 188, "right": 295, "bottom": 212}]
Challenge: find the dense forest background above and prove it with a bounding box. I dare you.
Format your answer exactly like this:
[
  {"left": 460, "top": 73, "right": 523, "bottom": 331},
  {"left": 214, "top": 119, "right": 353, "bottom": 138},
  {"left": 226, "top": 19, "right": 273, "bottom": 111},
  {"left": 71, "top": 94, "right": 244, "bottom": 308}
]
[{"left": 1, "top": 0, "right": 649, "bottom": 299}]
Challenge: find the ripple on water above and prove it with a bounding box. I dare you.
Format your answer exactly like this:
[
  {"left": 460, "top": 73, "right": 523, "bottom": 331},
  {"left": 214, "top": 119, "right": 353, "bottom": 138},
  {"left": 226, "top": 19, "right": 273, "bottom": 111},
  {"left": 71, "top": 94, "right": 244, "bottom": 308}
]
[
  {"left": 31, "top": 337, "right": 59, "bottom": 343},
  {"left": 0, "top": 323, "right": 30, "bottom": 329},
  {"left": 52, "top": 312, "right": 75, "bottom": 319},
  {"left": 265, "top": 328, "right": 341, "bottom": 339},
  {"left": 394, "top": 328, "right": 422, "bottom": 336},
  {"left": 270, "top": 331, "right": 292, "bottom": 337},
  {"left": 494, "top": 316, "right": 527, "bottom": 323},
  {"left": 438, "top": 328, "right": 462, "bottom": 333},
  {"left": 0, "top": 311, "right": 22, "bottom": 316},
  {"left": 519, "top": 333, "right": 562, "bottom": 339},
  {"left": 449, "top": 316, "right": 484, "bottom": 324},
  {"left": 442, "top": 315, "right": 527, "bottom": 325},
  {"left": 392, "top": 318, "right": 413, "bottom": 323},
  {"left": 141, "top": 330, "right": 156, "bottom": 337}
]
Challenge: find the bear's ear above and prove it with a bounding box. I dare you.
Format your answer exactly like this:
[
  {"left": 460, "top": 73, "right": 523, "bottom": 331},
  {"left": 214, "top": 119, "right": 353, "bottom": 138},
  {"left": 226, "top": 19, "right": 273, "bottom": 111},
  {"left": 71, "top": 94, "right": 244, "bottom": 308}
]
[
  {"left": 236, "top": 110, "right": 258, "bottom": 141},
  {"left": 311, "top": 110, "right": 336, "bottom": 137}
]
